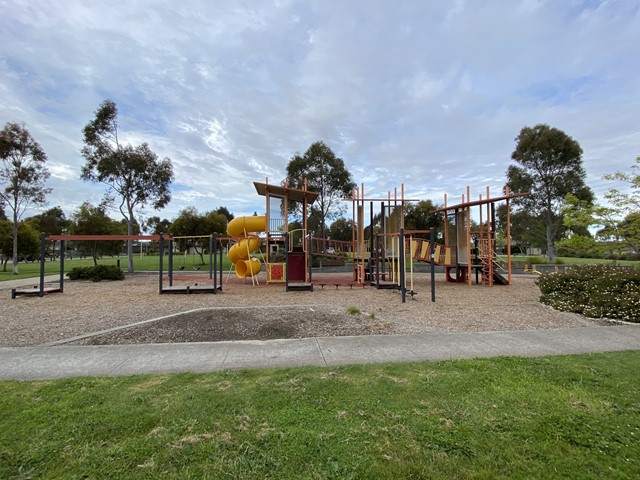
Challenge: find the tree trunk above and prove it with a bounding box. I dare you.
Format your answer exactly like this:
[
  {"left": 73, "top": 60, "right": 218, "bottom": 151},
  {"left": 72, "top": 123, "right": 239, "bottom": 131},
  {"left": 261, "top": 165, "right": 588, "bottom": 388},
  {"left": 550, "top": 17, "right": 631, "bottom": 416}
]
[
  {"left": 546, "top": 208, "right": 555, "bottom": 263},
  {"left": 127, "top": 218, "right": 134, "bottom": 274},
  {"left": 12, "top": 209, "right": 18, "bottom": 275}
]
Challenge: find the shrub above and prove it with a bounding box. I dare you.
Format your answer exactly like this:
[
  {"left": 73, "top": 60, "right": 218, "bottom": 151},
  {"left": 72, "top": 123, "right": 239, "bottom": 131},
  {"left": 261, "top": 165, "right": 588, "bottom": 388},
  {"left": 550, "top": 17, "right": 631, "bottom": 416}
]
[
  {"left": 537, "top": 265, "right": 640, "bottom": 323},
  {"left": 67, "top": 265, "right": 125, "bottom": 282},
  {"left": 346, "top": 306, "right": 361, "bottom": 315},
  {"left": 527, "top": 256, "right": 547, "bottom": 265}
]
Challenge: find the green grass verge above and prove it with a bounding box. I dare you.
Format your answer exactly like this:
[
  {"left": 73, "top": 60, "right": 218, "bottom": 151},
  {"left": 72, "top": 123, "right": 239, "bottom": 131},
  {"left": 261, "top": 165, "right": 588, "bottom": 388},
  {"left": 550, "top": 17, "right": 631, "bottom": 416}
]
[
  {"left": 2, "top": 352, "right": 639, "bottom": 478},
  {"left": 0, "top": 254, "right": 236, "bottom": 281},
  {"left": 510, "top": 255, "right": 640, "bottom": 267}
]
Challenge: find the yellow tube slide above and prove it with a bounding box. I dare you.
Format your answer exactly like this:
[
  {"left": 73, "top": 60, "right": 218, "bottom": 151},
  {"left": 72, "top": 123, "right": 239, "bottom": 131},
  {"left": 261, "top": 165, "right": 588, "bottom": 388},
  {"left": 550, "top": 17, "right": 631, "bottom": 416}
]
[
  {"left": 227, "top": 216, "right": 267, "bottom": 278},
  {"left": 227, "top": 216, "right": 266, "bottom": 237}
]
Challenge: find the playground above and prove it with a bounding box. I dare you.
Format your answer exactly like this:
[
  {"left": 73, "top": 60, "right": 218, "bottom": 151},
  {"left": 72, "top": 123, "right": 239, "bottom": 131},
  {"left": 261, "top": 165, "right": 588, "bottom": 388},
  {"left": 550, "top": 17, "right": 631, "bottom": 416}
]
[
  {"left": 3, "top": 180, "right": 617, "bottom": 347},
  {"left": 0, "top": 272, "right": 607, "bottom": 347}
]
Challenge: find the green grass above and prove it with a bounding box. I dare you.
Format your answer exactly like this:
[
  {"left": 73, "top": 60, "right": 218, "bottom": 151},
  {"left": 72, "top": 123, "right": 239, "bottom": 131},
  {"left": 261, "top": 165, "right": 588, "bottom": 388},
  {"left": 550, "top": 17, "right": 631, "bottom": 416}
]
[
  {"left": 1, "top": 352, "right": 639, "bottom": 479},
  {"left": 0, "top": 254, "right": 236, "bottom": 281},
  {"left": 510, "top": 255, "right": 640, "bottom": 267}
]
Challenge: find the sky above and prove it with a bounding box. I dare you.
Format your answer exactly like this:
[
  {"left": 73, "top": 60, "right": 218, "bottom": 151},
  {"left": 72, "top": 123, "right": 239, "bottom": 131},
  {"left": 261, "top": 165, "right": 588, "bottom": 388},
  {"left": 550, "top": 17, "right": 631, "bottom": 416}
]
[{"left": 1, "top": 0, "right": 639, "bottom": 226}]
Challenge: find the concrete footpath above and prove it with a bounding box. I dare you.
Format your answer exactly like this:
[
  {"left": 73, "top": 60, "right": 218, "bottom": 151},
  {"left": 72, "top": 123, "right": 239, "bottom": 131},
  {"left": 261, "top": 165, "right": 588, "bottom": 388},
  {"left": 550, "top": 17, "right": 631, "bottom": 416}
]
[{"left": 1, "top": 325, "right": 639, "bottom": 380}]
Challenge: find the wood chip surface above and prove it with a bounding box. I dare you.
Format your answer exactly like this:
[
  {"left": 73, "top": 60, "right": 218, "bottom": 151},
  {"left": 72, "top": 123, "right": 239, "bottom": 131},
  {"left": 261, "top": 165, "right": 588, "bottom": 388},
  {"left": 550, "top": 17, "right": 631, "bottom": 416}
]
[{"left": 0, "top": 273, "right": 602, "bottom": 347}]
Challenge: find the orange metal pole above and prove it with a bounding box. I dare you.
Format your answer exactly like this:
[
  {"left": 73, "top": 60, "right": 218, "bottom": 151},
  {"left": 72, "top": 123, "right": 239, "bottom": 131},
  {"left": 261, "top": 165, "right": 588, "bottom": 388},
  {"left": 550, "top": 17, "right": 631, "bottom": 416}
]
[
  {"left": 466, "top": 186, "right": 472, "bottom": 287},
  {"left": 401, "top": 183, "right": 405, "bottom": 229},
  {"left": 479, "top": 194, "right": 484, "bottom": 286},
  {"left": 486, "top": 186, "right": 492, "bottom": 286},
  {"left": 443, "top": 193, "right": 448, "bottom": 246},
  {"left": 361, "top": 183, "right": 365, "bottom": 284},
  {"left": 506, "top": 185, "right": 512, "bottom": 285}
]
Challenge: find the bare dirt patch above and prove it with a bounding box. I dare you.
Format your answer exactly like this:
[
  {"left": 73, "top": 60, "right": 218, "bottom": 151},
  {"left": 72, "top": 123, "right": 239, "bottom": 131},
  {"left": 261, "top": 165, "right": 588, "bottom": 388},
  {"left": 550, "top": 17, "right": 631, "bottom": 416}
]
[{"left": 70, "top": 305, "right": 425, "bottom": 345}]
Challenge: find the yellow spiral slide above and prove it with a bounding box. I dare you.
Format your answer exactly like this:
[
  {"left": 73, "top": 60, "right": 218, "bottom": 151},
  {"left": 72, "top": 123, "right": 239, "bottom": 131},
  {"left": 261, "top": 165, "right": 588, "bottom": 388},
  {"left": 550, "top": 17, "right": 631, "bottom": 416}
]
[{"left": 227, "top": 216, "right": 266, "bottom": 278}]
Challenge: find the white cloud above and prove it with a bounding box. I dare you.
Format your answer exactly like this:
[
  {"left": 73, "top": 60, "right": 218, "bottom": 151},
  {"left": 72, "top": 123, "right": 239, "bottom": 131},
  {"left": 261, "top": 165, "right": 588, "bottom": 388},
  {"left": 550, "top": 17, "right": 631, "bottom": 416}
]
[{"left": 0, "top": 0, "right": 638, "bottom": 224}]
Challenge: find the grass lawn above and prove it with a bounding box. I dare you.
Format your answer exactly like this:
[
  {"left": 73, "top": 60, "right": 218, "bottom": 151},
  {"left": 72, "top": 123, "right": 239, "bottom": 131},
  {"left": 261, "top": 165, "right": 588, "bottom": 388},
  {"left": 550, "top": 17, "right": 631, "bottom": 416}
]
[
  {"left": 1, "top": 352, "right": 639, "bottom": 479},
  {"left": 510, "top": 255, "right": 640, "bottom": 267},
  {"left": 0, "top": 254, "right": 236, "bottom": 282}
]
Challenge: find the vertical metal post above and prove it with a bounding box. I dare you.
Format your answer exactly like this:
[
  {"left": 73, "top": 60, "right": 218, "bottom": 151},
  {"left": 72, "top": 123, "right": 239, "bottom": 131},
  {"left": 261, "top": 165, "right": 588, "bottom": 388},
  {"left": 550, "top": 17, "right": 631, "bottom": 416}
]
[
  {"left": 400, "top": 228, "right": 406, "bottom": 303},
  {"left": 380, "top": 202, "right": 385, "bottom": 283},
  {"left": 212, "top": 235, "right": 217, "bottom": 291},
  {"left": 284, "top": 232, "right": 289, "bottom": 288},
  {"left": 430, "top": 229, "right": 436, "bottom": 302},
  {"left": 209, "top": 234, "right": 214, "bottom": 281},
  {"left": 60, "top": 240, "right": 65, "bottom": 292},
  {"left": 308, "top": 233, "right": 313, "bottom": 290},
  {"left": 375, "top": 233, "right": 381, "bottom": 289},
  {"left": 39, "top": 232, "right": 46, "bottom": 297},
  {"left": 158, "top": 234, "right": 164, "bottom": 294},
  {"left": 219, "top": 239, "right": 223, "bottom": 291},
  {"left": 168, "top": 239, "right": 173, "bottom": 287}
]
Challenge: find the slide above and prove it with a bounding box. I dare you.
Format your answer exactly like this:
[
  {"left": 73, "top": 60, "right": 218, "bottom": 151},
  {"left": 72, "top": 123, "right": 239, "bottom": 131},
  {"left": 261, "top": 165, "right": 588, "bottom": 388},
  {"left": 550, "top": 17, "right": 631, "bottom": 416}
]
[{"left": 227, "top": 216, "right": 266, "bottom": 278}]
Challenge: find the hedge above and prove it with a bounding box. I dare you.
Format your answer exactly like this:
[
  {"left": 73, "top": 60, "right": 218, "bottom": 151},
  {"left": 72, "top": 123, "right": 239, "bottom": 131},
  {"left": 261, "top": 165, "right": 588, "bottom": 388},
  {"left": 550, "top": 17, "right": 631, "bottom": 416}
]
[{"left": 537, "top": 265, "right": 640, "bottom": 323}]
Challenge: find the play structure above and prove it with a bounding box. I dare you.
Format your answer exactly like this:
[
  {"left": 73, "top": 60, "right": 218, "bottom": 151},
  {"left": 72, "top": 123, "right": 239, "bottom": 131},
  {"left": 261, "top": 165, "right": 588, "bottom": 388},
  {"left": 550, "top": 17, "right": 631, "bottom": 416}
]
[
  {"left": 11, "top": 233, "right": 225, "bottom": 297},
  {"left": 434, "top": 186, "right": 527, "bottom": 287},
  {"left": 350, "top": 183, "right": 437, "bottom": 303},
  {"left": 347, "top": 183, "right": 526, "bottom": 301},
  {"left": 10, "top": 178, "right": 525, "bottom": 304},
  {"left": 160, "top": 234, "right": 223, "bottom": 294},
  {"left": 225, "top": 179, "right": 319, "bottom": 291}
]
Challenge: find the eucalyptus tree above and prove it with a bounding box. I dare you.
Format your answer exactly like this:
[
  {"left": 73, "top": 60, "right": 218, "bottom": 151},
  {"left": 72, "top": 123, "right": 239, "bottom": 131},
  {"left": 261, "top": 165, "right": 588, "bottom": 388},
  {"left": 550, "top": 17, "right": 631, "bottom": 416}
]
[
  {"left": 81, "top": 99, "right": 174, "bottom": 272},
  {"left": 505, "top": 124, "right": 593, "bottom": 262},
  {"left": 285, "top": 141, "right": 355, "bottom": 239},
  {"left": 0, "top": 122, "right": 52, "bottom": 274}
]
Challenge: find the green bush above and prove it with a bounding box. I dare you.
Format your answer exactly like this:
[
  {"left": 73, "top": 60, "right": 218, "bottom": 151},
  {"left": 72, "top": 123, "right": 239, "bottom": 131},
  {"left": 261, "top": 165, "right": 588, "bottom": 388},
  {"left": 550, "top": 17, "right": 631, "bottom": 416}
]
[
  {"left": 527, "top": 256, "right": 547, "bottom": 265},
  {"left": 67, "top": 265, "right": 125, "bottom": 282},
  {"left": 537, "top": 265, "right": 640, "bottom": 322}
]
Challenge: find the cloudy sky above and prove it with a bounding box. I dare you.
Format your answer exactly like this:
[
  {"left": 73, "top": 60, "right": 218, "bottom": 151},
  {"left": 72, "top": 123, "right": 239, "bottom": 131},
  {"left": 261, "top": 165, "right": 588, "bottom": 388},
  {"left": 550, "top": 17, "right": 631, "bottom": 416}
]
[{"left": 1, "top": 0, "right": 639, "bottom": 225}]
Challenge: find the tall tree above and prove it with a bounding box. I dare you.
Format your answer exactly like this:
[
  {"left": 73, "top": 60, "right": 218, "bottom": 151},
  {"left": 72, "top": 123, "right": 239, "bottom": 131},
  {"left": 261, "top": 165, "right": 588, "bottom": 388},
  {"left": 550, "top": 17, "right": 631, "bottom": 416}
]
[
  {"left": 0, "top": 122, "right": 52, "bottom": 274},
  {"left": 285, "top": 141, "right": 355, "bottom": 239},
  {"left": 81, "top": 99, "right": 174, "bottom": 273},
  {"left": 70, "top": 202, "right": 126, "bottom": 265},
  {"left": 505, "top": 124, "right": 593, "bottom": 262}
]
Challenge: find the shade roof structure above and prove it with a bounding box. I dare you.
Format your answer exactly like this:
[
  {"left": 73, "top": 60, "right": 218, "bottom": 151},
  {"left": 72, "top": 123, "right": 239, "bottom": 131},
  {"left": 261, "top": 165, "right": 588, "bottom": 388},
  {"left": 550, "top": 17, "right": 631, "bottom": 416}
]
[
  {"left": 433, "top": 192, "right": 529, "bottom": 213},
  {"left": 253, "top": 182, "right": 319, "bottom": 204}
]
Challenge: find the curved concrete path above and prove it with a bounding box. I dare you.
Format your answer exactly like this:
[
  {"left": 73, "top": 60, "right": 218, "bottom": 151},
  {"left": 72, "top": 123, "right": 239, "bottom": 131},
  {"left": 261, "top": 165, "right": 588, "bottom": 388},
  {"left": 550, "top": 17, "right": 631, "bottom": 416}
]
[{"left": 1, "top": 325, "right": 639, "bottom": 380}]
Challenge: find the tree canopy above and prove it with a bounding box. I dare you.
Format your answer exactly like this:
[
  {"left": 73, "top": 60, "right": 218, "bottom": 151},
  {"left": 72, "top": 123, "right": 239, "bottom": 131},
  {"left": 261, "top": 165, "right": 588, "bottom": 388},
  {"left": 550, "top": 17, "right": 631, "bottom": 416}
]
[
  {"left": 403, "top": 200, "right": 443, "bottom": 238},
  {"left": 81, "top": 99, "right": 174, "bottom": 272},
  {"left": 169, "top": 207, "right": 228, "bottom": 265},
  {"left": 561, "top": 157, "right": 640, "bottom": 258},
  {"left": 0, "top": 122, "right": 52, "bottom": 274},
  {"left": 0, "top": 220, "right": 40, "bottom": 271},
  {"left": 327, "top": 218, "right": 354, "bottom": 242},
  {"left": 70, "top": 202, "right": 126, "bottom": 265},
  {"left": 505, "top": 124, "right": 593, "bottom": 261},
  {"left": 285, "top": 141, "right": 355, "bottom": 239}
]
